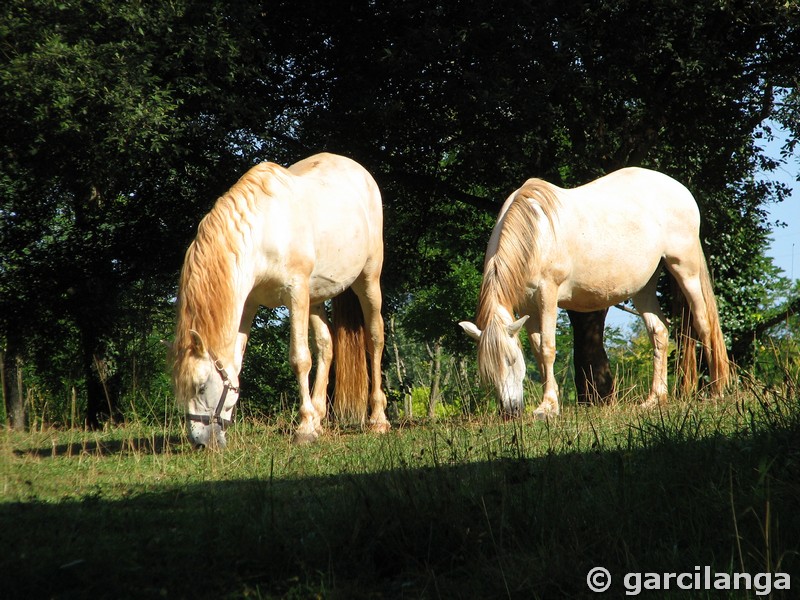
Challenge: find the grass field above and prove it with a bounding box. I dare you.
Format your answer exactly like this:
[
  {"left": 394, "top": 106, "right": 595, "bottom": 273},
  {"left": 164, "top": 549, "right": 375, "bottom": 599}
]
[{"left": 2, "top": 378, "right": 799, "bottom": 599}]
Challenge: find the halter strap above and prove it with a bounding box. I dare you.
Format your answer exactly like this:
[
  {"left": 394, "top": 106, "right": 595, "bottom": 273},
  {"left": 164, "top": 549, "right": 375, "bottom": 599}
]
[{"left": 187, "top": 348, "right": 239, "bottom": 429}]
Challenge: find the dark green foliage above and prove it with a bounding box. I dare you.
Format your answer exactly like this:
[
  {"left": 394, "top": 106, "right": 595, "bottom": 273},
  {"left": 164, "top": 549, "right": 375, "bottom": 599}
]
[
  {"left": 237, "top": 309, "right": 296, "bottom": 416},
  {"left": 1, "top": 0, "right": 798, "bottom": 425},
  {"left": 0, "top": 0, "right": 287, "bottom": 423}
]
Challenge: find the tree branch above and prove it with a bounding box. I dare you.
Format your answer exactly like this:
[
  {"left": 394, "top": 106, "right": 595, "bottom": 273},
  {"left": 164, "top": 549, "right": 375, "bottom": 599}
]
[
  {"left": 379, "top": 169, "right": 500, "bottom": 214},
  {"left": 752, "top": 295, "right": 800, "bottom": 338},
  {"left": 613, "top": 303, "right": 641, "bottom": 318}
]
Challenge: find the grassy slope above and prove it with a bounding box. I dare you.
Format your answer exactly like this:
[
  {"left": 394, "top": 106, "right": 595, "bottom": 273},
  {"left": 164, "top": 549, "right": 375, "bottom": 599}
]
[{"left": 1, "top": 391, "right": 799, "bottom": 599}]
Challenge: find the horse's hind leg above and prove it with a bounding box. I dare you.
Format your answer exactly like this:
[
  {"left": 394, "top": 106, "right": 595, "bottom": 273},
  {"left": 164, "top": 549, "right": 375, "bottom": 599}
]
[
  {"left": 288, "top": 281, "right": 318, "bottom": 444},
  {"left": 667, "top": 240, "right": 725, "bottom": 390},
  {"left": 309, "top": 303, "right": 333, "bottom": 434},
  {"left": 632, "top": 273, "right": 669, "bottom": 408},
  {"left": 664, "top": 247, "right": 718, "bottom": 389},
  {"left": 353, "top": 273, "right": 390, "bottom": 433}
]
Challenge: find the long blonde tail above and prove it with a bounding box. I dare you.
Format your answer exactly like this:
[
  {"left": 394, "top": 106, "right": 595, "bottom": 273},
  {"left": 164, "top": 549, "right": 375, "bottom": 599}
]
[
  {"left": 674, "top": 253, "right": 730, "bottom": 396},
  {"left": 675, "top": 298, "right": 699, "bottom": 397},
  {"left": 698, "top": 252, "right": 731, "bottom": 393},
  {"left": 332, "top": 288, "right": 369, "bottom": 425}
]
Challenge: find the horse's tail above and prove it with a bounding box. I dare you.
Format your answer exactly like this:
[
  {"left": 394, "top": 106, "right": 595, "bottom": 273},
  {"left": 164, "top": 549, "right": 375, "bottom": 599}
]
[
  {"left": 674, "top": 251, "right": 730, "bottom": 396},
  {"left": 332, "top": 287, "right": 369, "bottom": 425},
  {"left": 674, "top": 296, "right": 699, "bottom": 397},
  {"left": 698, "top": 252, "right": 731, "bottom": 394}
]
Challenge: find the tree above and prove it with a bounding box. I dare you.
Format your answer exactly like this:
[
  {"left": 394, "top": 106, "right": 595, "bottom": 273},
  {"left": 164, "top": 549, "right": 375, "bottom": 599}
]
[
  {"left": 0, "top": 0, "right": 290, "bottom": 425},
  {"left": 257, "top": 0, "right": 799, "bottom": 391},
  {"left": 2, "top": 0, "right": 798, "bottom": 427}
]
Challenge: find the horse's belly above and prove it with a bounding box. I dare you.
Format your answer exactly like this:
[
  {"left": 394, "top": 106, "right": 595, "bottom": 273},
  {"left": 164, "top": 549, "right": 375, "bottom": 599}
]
[
  {"left": 248, "top": 268, "right": 363, "bottom": 309},
  {"left": 308, "top": 251, "right": 368, "bottom": 301},
  {"left": 556, "top": 264, "right": 658, "bottom": 311},
  {"left": 308, "top": 272, "right": 359, "bottom": 303},
  {"left": 558, "top": 286, "right": 638, "bottom": 311}
]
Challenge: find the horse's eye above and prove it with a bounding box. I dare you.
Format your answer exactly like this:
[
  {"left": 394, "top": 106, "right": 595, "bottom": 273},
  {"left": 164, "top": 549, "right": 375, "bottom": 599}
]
[{"left": 198, "top": 384, "right": 206, "bottom": 395}]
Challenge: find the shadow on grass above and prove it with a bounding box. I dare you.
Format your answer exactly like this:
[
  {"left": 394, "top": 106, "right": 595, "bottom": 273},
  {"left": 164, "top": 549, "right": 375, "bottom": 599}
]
[
  {"left": 13, "top": 434, "right": 185, "bottom": 458},
  {"left": 2, "top": 416, "right": 799, "bottom": 600}
]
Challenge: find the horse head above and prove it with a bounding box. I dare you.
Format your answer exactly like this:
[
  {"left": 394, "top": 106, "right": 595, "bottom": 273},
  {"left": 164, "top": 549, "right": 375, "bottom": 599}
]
[
  {"left": 460, "top": 315, "right": 529, "bottom": 417},
  {"left": 171, "top": 330, "right": 242, "bottom": 449}
]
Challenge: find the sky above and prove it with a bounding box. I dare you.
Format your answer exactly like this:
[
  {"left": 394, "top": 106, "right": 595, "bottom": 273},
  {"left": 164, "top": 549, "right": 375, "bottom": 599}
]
[
  {"left": 762, "top": 131, "right": 799, "bottom": 282},
  {"left": 605, "top": 125, "right": 799, "bottom": 331}
]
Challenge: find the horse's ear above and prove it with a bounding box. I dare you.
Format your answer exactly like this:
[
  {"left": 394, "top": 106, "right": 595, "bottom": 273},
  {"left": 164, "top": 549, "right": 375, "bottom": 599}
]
[
  {"left": 160, "top": 339, "right": 175, "bottom": 360},
  {"left": 506, "top": 315, "right": 530, "bottom": 336},
  {"left": 459, "top": 321, "right": 482, "bottom": 342},
  {"left": 189, "top": 329, "right": 207, "bottom": 355}
]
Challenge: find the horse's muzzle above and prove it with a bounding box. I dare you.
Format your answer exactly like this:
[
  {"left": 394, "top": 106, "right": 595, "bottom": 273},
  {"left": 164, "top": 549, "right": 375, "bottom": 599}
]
[{"left": 188, "top": 419, "right": 227, "bottom": 450}]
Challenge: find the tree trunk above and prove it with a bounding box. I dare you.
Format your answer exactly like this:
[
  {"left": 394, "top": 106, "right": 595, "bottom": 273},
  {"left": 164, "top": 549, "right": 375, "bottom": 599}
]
[
  {"left": 73, "top": 293, "right": 118, "bottom": 429},
  {"left": 568, "top": 309, "right": 615, "bottom": 404},
  {"left": 0, "top": 350, "right": 6, "bottom": 426},
  {"left": 730, "top": 295, "right": 800, "bottom": 365},
  {"left": 458, "top": 357, "right": 472, "bottom": 414},
  {"left": 427, "top": 339, "right": 443, "bottom": 418},
  {"left": 84, "top": 355, "right": 107, "bottom": 429},
  {"left": 389, "top": 314, "right": 412, "bottom": 418},
  {"left": 4, "top": 355, "right": 27, "bottom": 430}
]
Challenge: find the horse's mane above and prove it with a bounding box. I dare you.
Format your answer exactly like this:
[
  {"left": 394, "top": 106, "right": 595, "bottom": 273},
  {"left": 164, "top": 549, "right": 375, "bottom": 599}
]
[
  {"left": 172, "top": 162, "right": 291, "bottom": 402},
  {"left": 476, "top": 179, "right": 560, "bottom": 329}
]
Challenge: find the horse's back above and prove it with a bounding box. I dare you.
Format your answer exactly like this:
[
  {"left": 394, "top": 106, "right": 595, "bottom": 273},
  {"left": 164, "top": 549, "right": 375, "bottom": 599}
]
[
  {"left": 549, "top": 168, "right": 702, "bottom": 310},
  {"left": 574, "top": 167, "right": 698, "bottom": 220},
  {"left": 289, "top": 153, "right": 381, "bottom": 208},
  {"left": 563, "top": 167, "right": 700, "bottom": 246}
]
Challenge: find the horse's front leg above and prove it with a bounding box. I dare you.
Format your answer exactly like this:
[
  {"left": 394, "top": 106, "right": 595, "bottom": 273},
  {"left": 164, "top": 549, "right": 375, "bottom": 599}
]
[
  {"left": 531, "top": 294, "right": 560, "bottom": 419},
  {"left": 288, "top": 283, "right": 317, "bottom": 444}
]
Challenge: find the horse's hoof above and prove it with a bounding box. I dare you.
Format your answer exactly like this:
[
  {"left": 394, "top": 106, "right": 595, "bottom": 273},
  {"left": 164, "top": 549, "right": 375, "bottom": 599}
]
[
  {"left": 639, "top": 397, "right": 661, "bottom": 409},
  {"left": 532, "top": 407, "right": 558, "bottom": 421},
  {"left": 370, "top": 420, "right": 391, "bottom": 434},
  {"left": 292, "top": 431, "right": 318, "bottom": 445}
]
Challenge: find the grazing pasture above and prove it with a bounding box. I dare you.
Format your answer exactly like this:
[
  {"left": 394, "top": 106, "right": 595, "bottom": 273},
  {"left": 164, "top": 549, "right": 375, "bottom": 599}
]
[{"left": 2, "top": 376, "right": 798, "bottom": 599}]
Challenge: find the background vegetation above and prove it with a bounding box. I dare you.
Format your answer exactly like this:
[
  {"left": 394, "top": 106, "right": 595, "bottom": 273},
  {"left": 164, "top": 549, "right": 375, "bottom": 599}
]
[{"left": 1, "top": 0, "right": 798, "bottom": 427}]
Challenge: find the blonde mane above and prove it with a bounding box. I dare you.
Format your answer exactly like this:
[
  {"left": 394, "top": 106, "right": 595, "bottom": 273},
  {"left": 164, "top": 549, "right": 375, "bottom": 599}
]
[
  {"left": 476, "top": 179, "right": 560, "bottom": 328},
  {"left": 172, "top": 162, "right": 291, "bottom": 402},
  {"left": 474, "top": 180, "right": 560, "bottom": 386}
]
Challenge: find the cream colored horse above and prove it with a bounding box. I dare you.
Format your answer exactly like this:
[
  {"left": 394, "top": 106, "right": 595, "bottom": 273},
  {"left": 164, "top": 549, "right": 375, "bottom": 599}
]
[
  {"left": 171, "top": 153, "right": 389, "bottom": 447},
  {"left": 460, "top": 167, "right": 730, "bottom": 418}
]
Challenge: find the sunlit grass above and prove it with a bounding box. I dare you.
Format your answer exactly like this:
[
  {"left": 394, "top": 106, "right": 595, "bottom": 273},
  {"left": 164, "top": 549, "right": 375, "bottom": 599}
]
[{"left": 1, "top": 367, "right": 798, "bottom": 598}]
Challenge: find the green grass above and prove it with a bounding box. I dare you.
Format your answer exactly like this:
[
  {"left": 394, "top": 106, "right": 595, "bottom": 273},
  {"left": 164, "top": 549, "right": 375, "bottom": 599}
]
[{"left": 2, "top": 382, "right": 799, "bottom": 599}]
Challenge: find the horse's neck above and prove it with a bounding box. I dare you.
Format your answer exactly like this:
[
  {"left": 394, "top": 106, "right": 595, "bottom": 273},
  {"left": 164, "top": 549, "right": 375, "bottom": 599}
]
[
  {"left": 226, "top": 253, "right": 257, "bottom": 344},
  {"left": 200, "top": 238, "right": 256, "bottom": 363},
  {"left": 477, "top": 280, "right": 515, "bottom": 330}
]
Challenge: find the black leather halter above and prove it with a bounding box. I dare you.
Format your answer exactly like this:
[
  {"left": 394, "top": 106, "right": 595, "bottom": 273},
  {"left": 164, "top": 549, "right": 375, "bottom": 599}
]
[{"left": 187, "top": 349, "right": 238, "bottom": 430}]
